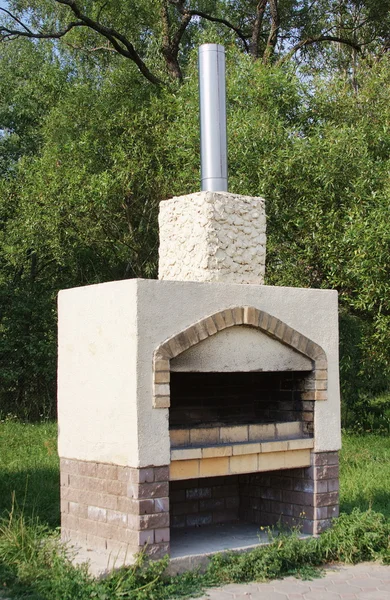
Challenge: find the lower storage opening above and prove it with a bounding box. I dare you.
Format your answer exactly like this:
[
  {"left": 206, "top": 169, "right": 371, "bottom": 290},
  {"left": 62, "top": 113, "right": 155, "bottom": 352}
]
[{"left": 169, "top": 469, "right": 315, "bottom": 558}]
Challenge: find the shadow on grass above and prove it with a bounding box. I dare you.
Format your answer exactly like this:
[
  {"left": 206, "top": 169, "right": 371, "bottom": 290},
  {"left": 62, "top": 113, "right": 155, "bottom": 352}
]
[
  {"left": 340, "top": 491, "right": 390, "bottom": 520},
  {"left": 0, "top": 468, "right": 60, "bottom": 529}
]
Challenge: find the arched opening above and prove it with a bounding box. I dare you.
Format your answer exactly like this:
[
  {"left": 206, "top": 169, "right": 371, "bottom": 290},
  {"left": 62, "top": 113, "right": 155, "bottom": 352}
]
[{"left": 153, "top": 307, "right": 328, "bottom": 555}]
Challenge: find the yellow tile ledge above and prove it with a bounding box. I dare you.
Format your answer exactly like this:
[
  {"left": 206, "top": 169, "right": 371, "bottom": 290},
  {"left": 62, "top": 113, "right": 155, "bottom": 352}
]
[
  {"left": 169, "top": 446, "right": 313, "bottom": 481},
  {"left": 170, "top": 437, "right": 313, "bottom": 462}
]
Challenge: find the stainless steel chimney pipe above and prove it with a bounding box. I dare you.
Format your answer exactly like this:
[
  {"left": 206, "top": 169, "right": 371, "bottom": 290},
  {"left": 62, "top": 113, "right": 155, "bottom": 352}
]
[{"left": 198, "top": 44, "right": 228, "bottom": 192}]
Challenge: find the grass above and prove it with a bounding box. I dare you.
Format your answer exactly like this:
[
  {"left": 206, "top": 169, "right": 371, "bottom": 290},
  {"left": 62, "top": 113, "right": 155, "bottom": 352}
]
[
  {"left": 2, "top": 420, "right": 390, "bottom": 526},
  {"left": 340, "top": 432, "right": 390, "bottom": 518},
  {"left": 0, "top": 419, "right": 59, "bottom": 527},
  {"left": 0, "top": 420, "right": 390, "bottom": 599}
]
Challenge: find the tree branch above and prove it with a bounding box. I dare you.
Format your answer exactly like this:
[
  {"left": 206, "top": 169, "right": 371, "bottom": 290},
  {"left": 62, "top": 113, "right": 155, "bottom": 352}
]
[
  {"left": 0, "top": 7, "right": 33, "bottom": 34},
  {"left": 63, "top": 41, "right": 116, "bottom": 53},
  {"left": 0, "top": 2, "right": 162, "bottom": 85},
  {"left": 249, "top": 0, "right": 268, "bottom": 58},
  {"left": 55, "top": 0, "right": 162, "bottom": 84},
  {"left": 277, "top": 35, "right": 362, "bottom": 65},
  {"left": 160, "top": 1, "right": 193, "bottom": 81},
  {"left": 263, "top": 0, "right": 280, "bottom": 63},
  {"left": 0, "top": 11, "right": 85, "bottom": 41},
  {"left": 185, "top": 8, "right": 249, "bottom": 52}
]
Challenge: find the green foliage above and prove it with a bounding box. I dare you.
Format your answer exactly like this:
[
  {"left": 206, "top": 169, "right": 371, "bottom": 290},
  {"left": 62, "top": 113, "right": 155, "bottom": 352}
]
[
  {"left": 340, "top": 432, "right": 390, "bottom": 517},
  {"left": 1, "top": 507, "right": 389, "bottom": 599},
  {"left": 0, "top": 420, "right": 59, "bottom": 526},
  {"left": 209, "top": 509, "right": 390, "bottom": 584},
  {"left": 0, "top": 39, "right": 69, "bottom": 177},
  {"left": 0, "top": 35, "right": 390, "bottom": 418},
  {"left": 0, "top": 504, "right": 96, "bottom": 600},
  {"left": 1, "top": 423, "right": 390, "bottom": 597}
]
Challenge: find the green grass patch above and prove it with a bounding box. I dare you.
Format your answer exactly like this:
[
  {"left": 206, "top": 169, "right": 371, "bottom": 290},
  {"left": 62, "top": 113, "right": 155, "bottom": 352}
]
[
  {"left": 2, "top": 421, "right": 390, "bottom": 528},
  {"left": 0, "top": 419, "right": 59, "bottom": 527},
  {"left": 0, "top": 507, "right": 389, "bottom": 600},
  {"left": 340, "top": 432, "right": 390, "bottom": 518},
  {"left": 1, "top": 421, "right": 390, "bottom": 599}
]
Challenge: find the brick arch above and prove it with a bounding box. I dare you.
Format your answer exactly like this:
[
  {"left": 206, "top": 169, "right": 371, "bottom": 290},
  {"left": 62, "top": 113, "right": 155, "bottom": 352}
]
[{"left": 153, "top": 306, "right": 327, "bottom": 408}]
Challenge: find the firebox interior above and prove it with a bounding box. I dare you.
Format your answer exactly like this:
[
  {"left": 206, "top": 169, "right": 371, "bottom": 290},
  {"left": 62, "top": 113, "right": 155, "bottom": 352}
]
[
  {"left": 169, "top": 371, "right": 311, "bottom": 429},
  {"left": 169, "top": 369, "right": 316, "bottom": 555}
]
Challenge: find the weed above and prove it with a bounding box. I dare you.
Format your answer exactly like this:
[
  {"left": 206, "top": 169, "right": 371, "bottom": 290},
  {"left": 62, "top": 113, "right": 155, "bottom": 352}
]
[
  {"left": 1, "top": 422, "right": 390, "bottom": 598},
  {"left": 1, "top": 506, "right": 389, "bottom": 599}
]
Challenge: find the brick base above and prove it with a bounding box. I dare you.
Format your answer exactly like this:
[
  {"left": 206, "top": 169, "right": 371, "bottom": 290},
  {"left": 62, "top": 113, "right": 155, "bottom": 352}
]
[
  {"left": 60, "top": 451, "right": 338, "bottom": 563},
  {"left": 240, "top": 451, "right": 339, "bottom": 534},
  {"left": 170, "top": 451, "right": 339, "bottom": 536},
  {"left": 60, "top": 459, "right": 170, "bottom": 559},
  {"left": 170, "top": 476, "right": 240, "bottom": 528}
]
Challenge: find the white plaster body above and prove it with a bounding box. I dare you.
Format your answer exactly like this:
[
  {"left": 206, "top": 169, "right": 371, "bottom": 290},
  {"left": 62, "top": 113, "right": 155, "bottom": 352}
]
[
  {"left": 158, "top": 192, "right": 266, "bottom": 284},
  {"left": 58, "top": 279, "right": 341, "bottom": 469},
  {"left": 171, "top": 327, "right": 313, "bottom": 372}
]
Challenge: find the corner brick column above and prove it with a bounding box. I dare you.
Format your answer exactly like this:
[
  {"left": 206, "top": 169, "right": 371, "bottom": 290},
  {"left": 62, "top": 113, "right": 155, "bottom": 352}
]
[
  {"left": 239, "top": 451, "right": 339, "bottom": 535},
  {"left": 60, "top": 459, "right": 170, "bottom": 560}
]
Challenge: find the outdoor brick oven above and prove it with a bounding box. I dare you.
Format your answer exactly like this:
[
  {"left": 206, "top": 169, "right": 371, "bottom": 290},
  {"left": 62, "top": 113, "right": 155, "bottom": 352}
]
[{"left": 58, "top": 190, "right": 341, "bottom": 572}]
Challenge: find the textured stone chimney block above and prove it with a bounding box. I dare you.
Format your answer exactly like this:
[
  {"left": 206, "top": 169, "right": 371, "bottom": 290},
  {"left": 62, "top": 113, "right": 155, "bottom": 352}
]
[{"left": 158, "top": 191, "right": 266, "bottom": 284}]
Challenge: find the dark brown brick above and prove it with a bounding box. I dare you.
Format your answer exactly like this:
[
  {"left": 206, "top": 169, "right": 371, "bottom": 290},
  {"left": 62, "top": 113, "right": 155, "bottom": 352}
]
[
  {"left": 293, "top": 479, "right": 314, "bottom": 493},
  {"left": 186, "top": 513, "right": 212, "bottom": 527},
  {"left": 170, "top": 489, "right": 185, "bottom": 502},
  {"left": 301, "top": 519, "right": 315, "bottom": 534},
  {"left": 214, "top": 484, "right": 240, "bottom": 498},
  {"left": 117, "top": 466, "right": 133, "bottom": 483},
  {"left": 315, "top": 519, "right": 332, "bottom": 534},
  {"left": 327, "top": 478, "right": 339, "bottom": 492},
  {"left": 316, "top": 480, "right": 328, "bottom": 493},
  {"left": 327, "top": 452, "right": 339, "bottom": 466},
  {"left": 279, "top": 503, "right": 294, "bottom": 517},
  {"left": 261, "top": 488, "right": 283, "bottom": 502},
  {"left": 138, "top": 498, "right": 157, "bottom": 514},
  {"left": 96, "top": 463, "right": 118, "bottom": 480},
  {"left": 128, "top": 482, "right": 169, "bottom": 499},
  {"left": 314, "top": 465, "right": 339, "bottom": 480},
  {"left": 313, "top": 452, "right": 339, "bottom": 467},
  {"left": 315, "top": 506, "right": 328, "bottom": 520},
  {"left": 144, "top": 542, "right": 170, "bottom": 559},
  {"left": 154, "top": 497, "right": 169, "bottom": 513},
  {"left": 78, "top": 461, "right": 98, "bottom": 477},
  {"left": 186, "top": 487, "right": 212, "bottom": 500},
  {"left": 154, "top": 466, "right": 169, "bottom": 482},
  {"left": 172, "top": 501, "right": 198, "bottom": 516},
  {"left": 139, "top": 468, "right": 155, "bottom": 483},
  {"left": 60, "top": 458, "right": 79, "bottom": 475},
  {"left": 226, "top": 496, "right": 240, "bottom": 509},
  {"left": 139, "top": 513, "right": 169, "bottom": 530},
  {"left": 154, "top": 528, "right": 170, "bottom": 543},
  {"left": 199, "top": 498, "right": 225, "bottom": 511},
  {"left": 172, "top": 515, "right": 185, "bottom": 528},
  {"left": 270, "top": 475, "right": 293, "bottom": 490},
  {"left": 105, "top": 479, "right": 126, "bottom": 496},
  {"left": 212, "top": 509, "right": 239, "bottom": 524},
  {"left": 293, "top": 505, "right": 314, "bottom": 520},
  {"left": 283, "top": 490, "right": 313, "bottom": 506},
  {"left": 316, "top": 491, "right": 339, "bottom": 507}
]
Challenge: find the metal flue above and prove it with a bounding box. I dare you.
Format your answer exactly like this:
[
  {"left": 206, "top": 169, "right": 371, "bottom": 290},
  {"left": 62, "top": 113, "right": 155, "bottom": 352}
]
[{"left": 198, "top": 44, "right": 228, "bottom": 192}]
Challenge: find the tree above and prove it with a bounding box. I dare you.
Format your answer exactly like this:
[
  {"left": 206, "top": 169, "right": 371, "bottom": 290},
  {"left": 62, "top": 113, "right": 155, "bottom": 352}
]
[
  {"left": 1, "top": 1, "right": 389, "bottom": 85},
  {"left": 0, "top": 14, "right": 389, "bottom": 420}
]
